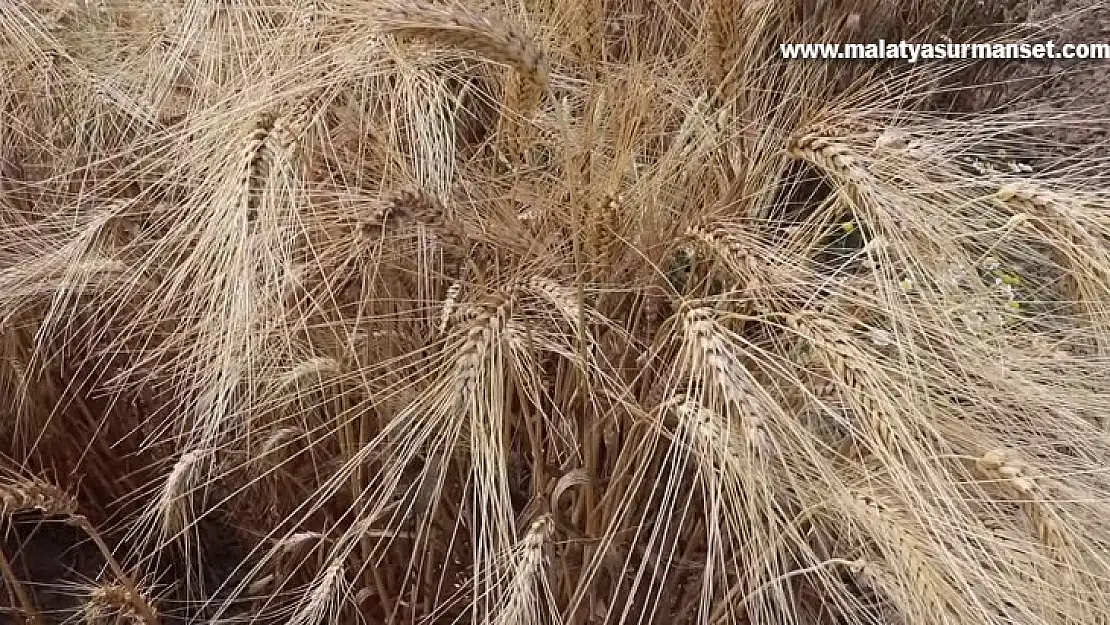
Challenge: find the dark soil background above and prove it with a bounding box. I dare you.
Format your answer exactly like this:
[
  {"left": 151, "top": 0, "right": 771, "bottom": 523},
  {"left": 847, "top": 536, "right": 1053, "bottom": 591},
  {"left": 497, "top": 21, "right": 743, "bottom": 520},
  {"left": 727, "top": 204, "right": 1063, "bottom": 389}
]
[{"left": 987, "top": 0, "right": 1110, "bottom": 149}]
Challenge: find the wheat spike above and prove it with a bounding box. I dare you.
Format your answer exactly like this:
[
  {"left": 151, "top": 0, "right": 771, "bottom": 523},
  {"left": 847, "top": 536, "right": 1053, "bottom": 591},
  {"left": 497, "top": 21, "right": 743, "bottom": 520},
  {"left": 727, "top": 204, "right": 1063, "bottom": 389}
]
[
  {"left": 81, "top": 583, "right": 159, "bottom": 625},
  {"left": 788, "top": 129, "right": 866, "bottom": 183},
  {"left": 849, "top": 492, "right": 958, "bottom": 622},
  {"left": 290, "top": 561, "right": 347, "bottom": 625},
  {"left": 439, "top": 280, "right": 464, "bottom": 335},
  {"left": 0, "top": 479, "right": 78, "bottom": 517},
  {"left": 493, "top": 514, "right": 554, "bottom": 625},
  {"left": 377, "top": 0, "right": 550, "bottom": 94},
  {"left": 526, "top": 275, "right": 582, "bottom": 326},
  {"left": 976, "top": 449, "right": 1070, "bottom": 552},
  {"left": 680, "top": 306, "right": 771, "bottom": 426},
  {"left": 669, "top": 394, "right": 766, "bottom": 459},
  {"left": 278, "top": 356, "right": 343, "bottom": 392},
  {"left": 158, "top": 450, "right": 202, "bottom": 536},
  {"left": 788, "top": 313, "right": 899, "bottom": 452}
]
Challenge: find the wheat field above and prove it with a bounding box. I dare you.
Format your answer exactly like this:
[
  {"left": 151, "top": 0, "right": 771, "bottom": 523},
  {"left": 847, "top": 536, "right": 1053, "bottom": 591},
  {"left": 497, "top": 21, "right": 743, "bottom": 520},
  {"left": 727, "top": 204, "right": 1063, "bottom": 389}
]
[{"left": 1, "top": 0, "right": 1110, "bottom": 623}]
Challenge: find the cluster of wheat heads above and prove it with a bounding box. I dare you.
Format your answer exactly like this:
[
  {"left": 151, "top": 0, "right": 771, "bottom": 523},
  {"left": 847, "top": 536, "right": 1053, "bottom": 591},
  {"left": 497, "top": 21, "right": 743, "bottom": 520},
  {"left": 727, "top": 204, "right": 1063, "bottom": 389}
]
[{"left": 2, "top": 0, "right": 1110, "bottom": 623}]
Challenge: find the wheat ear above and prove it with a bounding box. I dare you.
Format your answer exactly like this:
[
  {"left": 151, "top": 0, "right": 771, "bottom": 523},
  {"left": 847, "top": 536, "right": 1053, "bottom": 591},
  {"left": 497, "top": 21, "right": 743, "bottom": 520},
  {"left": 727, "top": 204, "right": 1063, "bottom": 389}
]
[
  {"left": 707, "top": 0, "right": 741, "bottom": 93},
  {"left": 1, "top": 478, "right": 157, "bottom": 623},
  {"left": 788, "top": 314, "right": 898, "bottom": 452},
  {"left": 526, "top": 276, "right": 583, "bottom": 326},
  {"left": 81, "top": 583, "right": 160, "bottom": 624},
  {"left": 787, "top": 128, "right": 867, "bottom": 183},
  {"left": 493, "top": 515, "right": 554, "bottom": 625},
  {"left": 278, "top": 356, "right": 343, "bottom": 392},
  {"left": 669, "top": 395, "right": 766, "bottom": 460},
  {"left": 454, "top": 304, "right": 501, "bottom": 399},
  {"left": 849, "top": 492, "right": 957, "bottom": 622},
  {"left": 158, "top": 450, "right": 202, "bottom": 537},
  {"left": 686, "top": 225, "right": 796, "bottom": 313},
  {"left": 290, "top": 561, "right": 347, "bottom": 625},
  {"left": 995, "top": 183, "right": 1110, "bottom": 331},
  {"left": 976, "top": 449, "right": 1070, "bottom": 552},
  {"left": 680, "top": 307, "right": 771, "bottom": 449},
  {"left": 377, "top": 0, "right": 550, "bottom": 95},
  {"left": 0, "top": 479, "right": 78, "bottom": 517}
]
